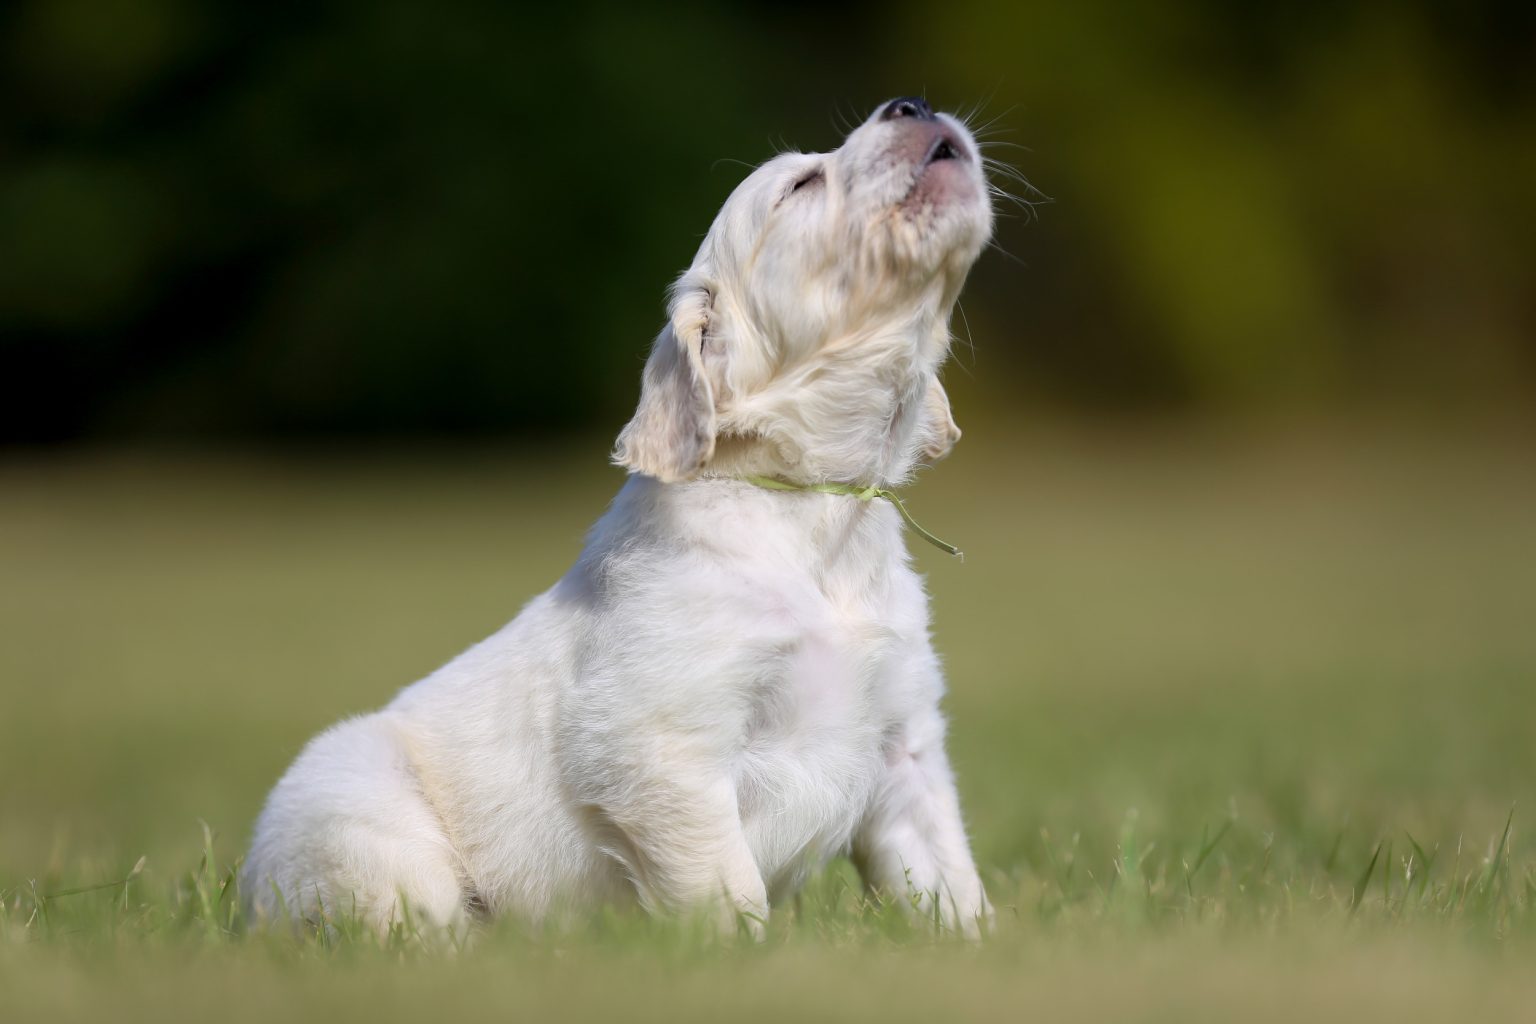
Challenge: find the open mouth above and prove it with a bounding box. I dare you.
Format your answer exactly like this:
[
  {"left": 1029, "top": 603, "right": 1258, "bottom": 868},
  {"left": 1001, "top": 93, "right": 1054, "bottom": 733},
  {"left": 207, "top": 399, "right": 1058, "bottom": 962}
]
[
  {"left": 924, "top": 133, "right": 963, "bottom": 166},
  {"left": 897, "top": 123, "right": 978, "bottom": 213}
]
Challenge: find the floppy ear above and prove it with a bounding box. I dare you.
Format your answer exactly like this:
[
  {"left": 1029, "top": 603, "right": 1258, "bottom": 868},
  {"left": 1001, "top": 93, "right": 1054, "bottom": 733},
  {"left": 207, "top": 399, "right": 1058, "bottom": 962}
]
[
  {"left": 919, "top": 377, "right": 962, "bottom": 461},
  {"left": 612, "top": 288, "right": 717, "bottom": 482}
]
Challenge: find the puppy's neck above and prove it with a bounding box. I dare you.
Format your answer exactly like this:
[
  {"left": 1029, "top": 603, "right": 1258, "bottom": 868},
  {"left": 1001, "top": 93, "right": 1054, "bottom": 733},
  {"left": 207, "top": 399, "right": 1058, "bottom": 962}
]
[
  {"left": 707, "top": 323, "right": 948, "bottom": 488},
  {"left": 598, "top": 474, "right": 909, "bottom": 585}
]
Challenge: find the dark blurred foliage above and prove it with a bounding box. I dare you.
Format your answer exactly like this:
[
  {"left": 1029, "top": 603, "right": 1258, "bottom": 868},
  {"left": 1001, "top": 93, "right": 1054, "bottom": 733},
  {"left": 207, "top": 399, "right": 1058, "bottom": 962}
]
[{"left": 2, "top": 0, "right": 1533, "bottom": 443}]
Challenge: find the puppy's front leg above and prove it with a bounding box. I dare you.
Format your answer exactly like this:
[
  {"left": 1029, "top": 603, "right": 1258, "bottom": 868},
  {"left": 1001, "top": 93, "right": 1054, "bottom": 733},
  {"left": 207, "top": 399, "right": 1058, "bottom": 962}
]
[
  {"left": 853, "top": 707, "right": 989, "bottom": 938},
  {"left": 602, "top": 772, "right": 767, "bottom": 936}
]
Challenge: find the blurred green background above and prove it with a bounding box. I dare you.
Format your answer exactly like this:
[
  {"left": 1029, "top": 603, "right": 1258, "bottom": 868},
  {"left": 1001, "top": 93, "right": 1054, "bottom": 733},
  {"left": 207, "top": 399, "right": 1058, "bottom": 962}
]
[
  {"left": 4, "top": 4, "right": 1536, "bottom": 1018},
  {"left": 3, "top": 0, "right": 1533, "bottom": 443}
]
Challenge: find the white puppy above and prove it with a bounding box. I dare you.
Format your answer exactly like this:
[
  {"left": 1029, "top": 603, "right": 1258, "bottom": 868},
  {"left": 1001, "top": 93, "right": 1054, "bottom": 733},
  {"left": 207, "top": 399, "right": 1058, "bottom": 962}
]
[{"left": 243, "top": 97, "right": 994, "bottom": 938}]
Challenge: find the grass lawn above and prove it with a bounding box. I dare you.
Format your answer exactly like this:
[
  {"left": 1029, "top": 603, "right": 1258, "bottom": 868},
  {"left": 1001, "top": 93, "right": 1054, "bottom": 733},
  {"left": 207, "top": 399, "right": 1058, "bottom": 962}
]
[{"left": 3, "top": 417, "right": 1534, "bottom": 1020}]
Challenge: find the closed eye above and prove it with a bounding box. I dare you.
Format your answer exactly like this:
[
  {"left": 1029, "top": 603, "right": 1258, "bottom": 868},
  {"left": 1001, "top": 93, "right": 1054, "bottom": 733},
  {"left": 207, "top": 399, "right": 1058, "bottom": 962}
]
[{"left": 789, "top": 169, "right": 824, "bottom": 194}]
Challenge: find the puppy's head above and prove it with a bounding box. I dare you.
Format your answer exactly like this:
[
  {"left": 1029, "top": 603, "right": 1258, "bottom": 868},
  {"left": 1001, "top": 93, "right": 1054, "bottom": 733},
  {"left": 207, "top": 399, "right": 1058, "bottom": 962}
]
[{"left": 616, "top": 97, "right": 993, "bottom": 484}]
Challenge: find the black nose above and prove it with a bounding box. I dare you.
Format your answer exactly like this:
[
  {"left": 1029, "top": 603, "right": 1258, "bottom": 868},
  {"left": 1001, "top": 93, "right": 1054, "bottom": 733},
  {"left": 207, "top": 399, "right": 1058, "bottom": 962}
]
[{"left": 880, "top": 96, "right": 935, "bottom": 122}]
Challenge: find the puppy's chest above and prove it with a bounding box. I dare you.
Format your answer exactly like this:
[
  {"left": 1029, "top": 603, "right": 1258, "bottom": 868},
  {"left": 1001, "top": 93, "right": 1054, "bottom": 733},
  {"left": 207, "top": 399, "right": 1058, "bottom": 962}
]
[{"left": 735, "top": 590, "right": 918, "bottom": 875}]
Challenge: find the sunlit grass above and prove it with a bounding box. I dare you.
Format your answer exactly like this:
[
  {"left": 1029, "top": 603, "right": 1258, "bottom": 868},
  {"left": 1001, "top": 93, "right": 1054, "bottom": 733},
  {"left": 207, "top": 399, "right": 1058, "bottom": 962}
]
[{"left": 2, "top": 418, "right": 1534, "bottom": 1019}]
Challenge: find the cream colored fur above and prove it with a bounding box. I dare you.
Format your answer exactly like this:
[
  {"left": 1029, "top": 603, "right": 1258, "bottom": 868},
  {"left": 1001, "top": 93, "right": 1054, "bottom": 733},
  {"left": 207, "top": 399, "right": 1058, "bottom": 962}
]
[{"left": 243, "top": 98, "right": 994, "bottom": 939}]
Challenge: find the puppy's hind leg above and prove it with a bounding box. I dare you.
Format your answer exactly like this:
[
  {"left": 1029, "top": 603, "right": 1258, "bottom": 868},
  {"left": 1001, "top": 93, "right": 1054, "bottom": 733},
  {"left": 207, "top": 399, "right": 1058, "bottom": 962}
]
[{"left": 243, "top": 713, "right": 470, "bottom": 942}]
